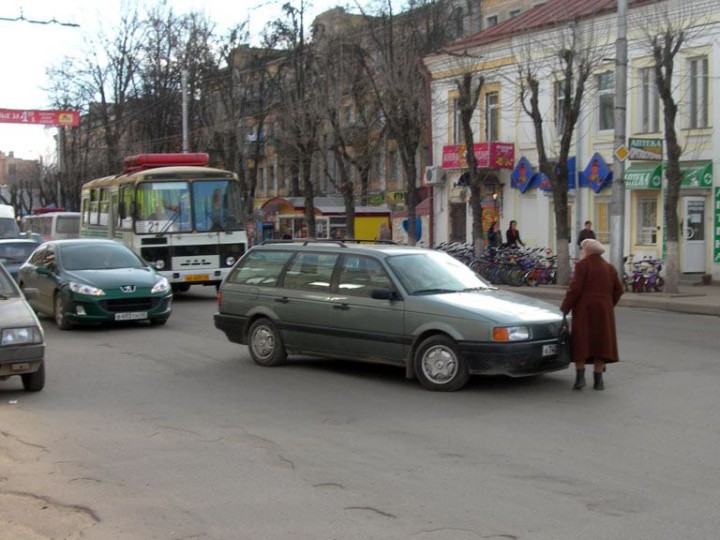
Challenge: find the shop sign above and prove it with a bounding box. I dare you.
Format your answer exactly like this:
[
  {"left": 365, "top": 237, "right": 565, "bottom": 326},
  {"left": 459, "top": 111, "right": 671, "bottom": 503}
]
[
  {"left": 511, "top": 157, "right": 534, "bottom": 193},
  {"left": 386, "top": 191, "right": 405, "bottom": 205},
  {"left": 583, "top": 152, "right": 612, "bottom": 193},
  {"left": 628, "top": 138, "right": 663, "bottom": 160},
  {"left": 441, "top": 142, "right": 515, "bottom": 170},
  {"left": 367, "top": 193, "right": 385, "bottom": 206},
  {"left": 680, "top": 161, "right": 712, "bottom": 188},
  {"left": 625, "top": 163, "right": 662, "bottom": 189}
]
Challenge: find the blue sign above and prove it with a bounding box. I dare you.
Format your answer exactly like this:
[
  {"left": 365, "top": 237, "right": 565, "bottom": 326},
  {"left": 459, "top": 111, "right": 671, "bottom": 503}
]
[
  {"left": 536, "top": 157, "right": 576, "bottom": 191},
  {"left": 511, "top": 157, "right": 535, "bottom": 193},
  {"left": 402, "top": 216, "right": 422, "bottom": 238},
  {"left": 583, "top": 152, "right": 612, "bottom": 193}
]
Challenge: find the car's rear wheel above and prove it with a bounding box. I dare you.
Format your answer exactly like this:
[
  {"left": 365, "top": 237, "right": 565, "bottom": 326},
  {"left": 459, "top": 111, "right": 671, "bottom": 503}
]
[
  {"left": 414, "top": 335, "right": 469, "bottom": 391},
  {"left": 54, "top": 294, "right": 74, "bottom": 330},
  {"left": 21, "top": 361, "right": 45, "bottom": 392},
  {"left": 248, "top": 318, "right": 287, "bottom": 367}
]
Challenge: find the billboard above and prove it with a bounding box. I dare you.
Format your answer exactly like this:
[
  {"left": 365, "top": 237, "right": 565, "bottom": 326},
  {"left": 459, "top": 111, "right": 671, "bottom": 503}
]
[{"left": 0, "top": 108, "right": 80, "bottom": 127}]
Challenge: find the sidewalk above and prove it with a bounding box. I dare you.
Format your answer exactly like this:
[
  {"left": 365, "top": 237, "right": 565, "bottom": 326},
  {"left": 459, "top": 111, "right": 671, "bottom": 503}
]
[{"left": 503, "top": 282, "right": 720, "bottom": 317}]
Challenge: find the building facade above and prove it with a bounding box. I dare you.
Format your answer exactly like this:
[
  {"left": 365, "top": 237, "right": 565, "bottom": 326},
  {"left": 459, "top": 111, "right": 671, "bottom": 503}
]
[{"left": 424, "top": 0, "right": 719, "bottom": 279}]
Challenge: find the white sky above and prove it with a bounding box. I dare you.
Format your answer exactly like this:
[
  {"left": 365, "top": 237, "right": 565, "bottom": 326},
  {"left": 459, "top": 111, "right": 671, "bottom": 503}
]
[{"left": 0, "top": 0, "right": 345, "bottom": 161}]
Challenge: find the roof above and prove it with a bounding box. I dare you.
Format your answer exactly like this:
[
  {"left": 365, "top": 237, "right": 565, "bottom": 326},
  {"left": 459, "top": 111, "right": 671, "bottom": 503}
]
[{"left": 446, "top": 0, "right": 655, "bottom": 51}]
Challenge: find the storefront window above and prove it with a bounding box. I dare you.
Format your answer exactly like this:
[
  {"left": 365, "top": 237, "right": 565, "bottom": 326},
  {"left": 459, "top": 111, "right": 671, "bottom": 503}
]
[{"left": 636, "top": 196, "right": 658, "bottom": 245}]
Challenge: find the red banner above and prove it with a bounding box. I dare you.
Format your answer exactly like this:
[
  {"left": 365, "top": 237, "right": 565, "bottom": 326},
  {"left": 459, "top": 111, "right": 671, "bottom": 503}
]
[
  {"left": 0, "top": 108, "right": 79, "bottom": 127},
  {"left": 441, "top": 142, "right": 515, "bottom": 170}
]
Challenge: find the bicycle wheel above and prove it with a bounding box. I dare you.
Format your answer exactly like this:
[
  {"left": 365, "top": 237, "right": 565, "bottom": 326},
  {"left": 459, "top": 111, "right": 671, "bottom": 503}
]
[{"left": 653, "top": 276, "right": 665, "bottom": 292}]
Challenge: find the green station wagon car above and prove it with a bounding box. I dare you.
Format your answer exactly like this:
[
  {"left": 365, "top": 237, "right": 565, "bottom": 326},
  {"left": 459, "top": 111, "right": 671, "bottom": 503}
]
[{"left": 214, "top": 241, "right": 570, "bottom": 391}]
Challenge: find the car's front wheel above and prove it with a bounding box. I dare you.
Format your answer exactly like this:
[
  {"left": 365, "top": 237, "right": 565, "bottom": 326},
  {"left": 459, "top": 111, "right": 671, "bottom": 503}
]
[
  {"left": 54, "top": 294, "right": 74, "bottom": 330},
  {"left": 21, "top": 361, "right": 45, "bottom": 392},
  {"left": 248, "top": 318, "right": 287, "bottom": 367},
  {"left": 414, "top": 335, "right": 469, "bottom": 391}
]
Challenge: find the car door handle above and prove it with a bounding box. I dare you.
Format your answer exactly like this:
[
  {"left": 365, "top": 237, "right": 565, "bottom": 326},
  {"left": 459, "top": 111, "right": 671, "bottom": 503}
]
[
  {"left": 274, "top": 297, "right": 289, "bottom": 304},
  {"left": 333, "top": 303, "right": 350, "bottom": 310}
]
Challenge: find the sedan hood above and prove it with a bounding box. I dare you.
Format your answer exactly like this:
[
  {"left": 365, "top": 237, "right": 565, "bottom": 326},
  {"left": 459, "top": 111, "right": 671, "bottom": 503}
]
[
  {"left": 407, "top": 288, "right": 562, "bottom": 324},
  {"left": 65, "top": 267, "right": 161, "bottom": 289},
  {"left": 0, "top": 296, "right": 43, "bottom": 328}
]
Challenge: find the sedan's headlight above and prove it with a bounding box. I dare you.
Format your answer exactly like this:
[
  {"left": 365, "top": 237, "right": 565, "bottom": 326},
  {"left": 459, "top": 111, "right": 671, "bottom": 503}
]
[
  {"left": 2, "top": 327, "right": 43, "bottom": 346},
  {"left": 151, "top": 277, "right": 171, "bottom": 294},
  {"left": 492, "top": 326, "right": 530, "bottom": 341},
  {"left": 69, "top": 281, "right": 105, "bottom": 296}
]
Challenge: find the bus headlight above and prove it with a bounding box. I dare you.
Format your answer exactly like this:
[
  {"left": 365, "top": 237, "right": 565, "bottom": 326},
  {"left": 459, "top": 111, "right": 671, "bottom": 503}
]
[
  {"left": 225, "top": 256, "right": 236, "bottom": 267},
  {"left": 155, "top": 259, "right": 165, "bottom": 270}
]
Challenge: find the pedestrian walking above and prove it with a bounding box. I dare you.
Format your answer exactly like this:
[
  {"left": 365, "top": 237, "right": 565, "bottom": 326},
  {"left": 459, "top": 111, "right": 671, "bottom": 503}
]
[
  {"left": 560, "top": 238, "right": 624, "bottom": 390},
  {"left": 505, "top": 220, "right": 524, "bottom": 248},
  {"left": 378, "top": 222, "right": 392, "bottom": 241},
  {"left": 576, "top": 220, "right": 596, "bottom": 247}
]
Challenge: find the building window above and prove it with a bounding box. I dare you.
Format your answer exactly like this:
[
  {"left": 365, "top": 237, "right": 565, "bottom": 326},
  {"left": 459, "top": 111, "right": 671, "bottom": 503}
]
[
  {"left": 258, "top": 167, "right": 266, "bottom": 194},
  {"left": 639, "top": 67, "right": 660, "bottom": 133},
  {"left": 636, "top": 196, "right": 658, "bottom": 245},
  {"left": 597, "top": 71, "right": 615, "bottom": 131},
  {"left": 453, "top": 97, "right": 462, "bottom": 143},
  {"left": 510, "top": 9, "right": 522, "bottom": 17},
  {"left": 389, "top": 150, "right": 399, "bottom": 180},
  {"left": 342, "top": 105, "right": 353, "bottom": 125},
  {"left": 485, "top": 92, "right": 499, "bottom": 141},
  {"left": 688, "top": 56, "right": 709, "bottom": 128},
  {"left": 486, "top": 15, "right": 498, "bottom": 27},
  {"left": 594, "top": 197, "right": 611, "bottom": 243},
  {"left": 555, "top": 80, "right": 566, "bottom": 135}
]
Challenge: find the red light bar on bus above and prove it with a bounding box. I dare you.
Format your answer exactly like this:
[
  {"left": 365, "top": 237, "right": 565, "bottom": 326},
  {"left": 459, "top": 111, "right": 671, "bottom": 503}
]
[{"left": 123, "top": 153, "right": 210, "bottom": 174}]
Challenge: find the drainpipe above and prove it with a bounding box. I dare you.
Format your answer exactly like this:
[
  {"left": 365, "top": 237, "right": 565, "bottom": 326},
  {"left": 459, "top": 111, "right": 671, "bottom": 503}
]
[{"left": 417, "top": 57, "right": 434, "bottom": 247}]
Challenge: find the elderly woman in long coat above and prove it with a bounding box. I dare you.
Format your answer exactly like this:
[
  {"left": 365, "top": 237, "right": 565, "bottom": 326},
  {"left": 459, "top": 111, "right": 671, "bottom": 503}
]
[{"left": 560, "top": 238, "right": 624, "bottom": 390}]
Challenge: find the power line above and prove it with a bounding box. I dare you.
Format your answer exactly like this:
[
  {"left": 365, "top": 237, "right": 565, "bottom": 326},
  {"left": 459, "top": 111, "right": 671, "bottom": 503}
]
[{"left": 0, "top": 8, "right": 79, "bottom": 28}]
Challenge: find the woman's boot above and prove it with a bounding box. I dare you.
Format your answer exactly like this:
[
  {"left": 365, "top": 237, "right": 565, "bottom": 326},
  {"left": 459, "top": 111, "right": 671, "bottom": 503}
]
[
  {"left": 572, "top": 370, "right": 586, "bottom": 390},
  {"left": 593, "top": 372, "right": 604, "bottom": 390}
]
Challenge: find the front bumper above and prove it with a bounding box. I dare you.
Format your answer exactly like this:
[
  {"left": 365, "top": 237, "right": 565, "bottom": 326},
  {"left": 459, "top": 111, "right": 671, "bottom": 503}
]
[
  {"left": 0, "top": 343, "right": 45, "bottom": 377},
  {"left": 458, "top": 339, "right": 570, "bottom": 376}
]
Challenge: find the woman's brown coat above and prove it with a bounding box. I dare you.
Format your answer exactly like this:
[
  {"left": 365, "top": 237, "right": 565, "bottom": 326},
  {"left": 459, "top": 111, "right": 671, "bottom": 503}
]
[{"left": 560, "top": 253, "right": 624, "bottom": 363}]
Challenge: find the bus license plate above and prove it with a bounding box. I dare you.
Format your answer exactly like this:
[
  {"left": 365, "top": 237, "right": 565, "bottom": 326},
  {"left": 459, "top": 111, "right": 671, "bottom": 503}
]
[
  {"left": 542, "top": 344, "right": 557, "bottom": 356},
  {"left": 115, "top": 311, "right": 148, "bottom": 321},
  {"left": 185, "top": 274, "right": 209, "bottom": 282}
]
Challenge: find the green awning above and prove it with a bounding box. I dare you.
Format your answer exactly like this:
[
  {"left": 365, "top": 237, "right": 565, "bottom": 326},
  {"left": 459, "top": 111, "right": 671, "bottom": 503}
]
[
  {"left": 680, "top": 161, "right": 712, "bottom": 188},
  {"left": 625, "top": 163, "right": 663, "bottom": 189}
]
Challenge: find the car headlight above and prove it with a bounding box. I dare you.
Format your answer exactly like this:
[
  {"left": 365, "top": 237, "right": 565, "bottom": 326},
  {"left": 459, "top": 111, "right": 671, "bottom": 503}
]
[
  {"left": 69, "top": 281, "right": 105, "bottom": 296},
  {"left": 2, "top": 327, "right": 43, "bottom": 346},
  {"left": 492, "top": 326, "right": 530, "bottom": 341},
  {"left": 151, "top": 277, "right": 171, "bottom": 294}
]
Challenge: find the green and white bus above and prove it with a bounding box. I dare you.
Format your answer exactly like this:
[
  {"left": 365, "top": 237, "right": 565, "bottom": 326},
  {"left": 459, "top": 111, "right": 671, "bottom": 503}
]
[{"left": 80, "top": 153, "right": 247, "bottom": 292}]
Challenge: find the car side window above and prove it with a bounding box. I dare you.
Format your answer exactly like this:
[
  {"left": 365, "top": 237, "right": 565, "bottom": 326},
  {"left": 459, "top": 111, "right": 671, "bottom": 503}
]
[
  {"left": 43, "top": 247, "right": 57, "bottom": 271},
  {"left": 337, "top": 255, "right": 391, "bottom": 297},
  {"left": 282, "top": 252, "right": 337, "bottom": 291},
  {"left": 28, "top": 246, "right": 46, "bottom": 267},
  {"left": 227, "top": 250, "right": 292, "bottom": 286}
]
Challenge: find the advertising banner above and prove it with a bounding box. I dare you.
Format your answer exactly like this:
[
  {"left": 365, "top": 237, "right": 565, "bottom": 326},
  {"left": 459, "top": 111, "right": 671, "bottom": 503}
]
[
  {"left": 441, "top": 142, "right": 515, "bottom": 170},
  {"left": 0, "top": 108, "right": 80, "bottom": 127}
]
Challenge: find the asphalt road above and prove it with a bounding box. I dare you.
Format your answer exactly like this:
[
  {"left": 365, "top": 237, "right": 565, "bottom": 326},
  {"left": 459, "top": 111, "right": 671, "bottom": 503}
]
[{"left": 1, "top": 287, "right": 719, "bottom": 540}]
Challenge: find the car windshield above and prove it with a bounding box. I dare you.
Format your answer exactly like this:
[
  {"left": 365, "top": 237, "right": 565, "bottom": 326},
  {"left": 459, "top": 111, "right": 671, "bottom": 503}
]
[
  {"left": 0, "top": 265, "right": 20, "bottom": 297},
  {"left": 61, "top": 244, "right": 146, "bottom": 271},
  {"left": 0, "top": 242, "right": 37, "bottom": 264},
  {"left": 387, "top": 251, "right": 491, "bottom": 294}
]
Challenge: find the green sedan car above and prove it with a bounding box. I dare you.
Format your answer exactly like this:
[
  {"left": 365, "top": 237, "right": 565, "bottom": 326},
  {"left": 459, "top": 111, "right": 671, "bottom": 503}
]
[
  {"left": 215, "top": 241, "right": 570, "bottom": 391},
  {"left": 18, "top": 239, "right": 172, "bottom": 330}
]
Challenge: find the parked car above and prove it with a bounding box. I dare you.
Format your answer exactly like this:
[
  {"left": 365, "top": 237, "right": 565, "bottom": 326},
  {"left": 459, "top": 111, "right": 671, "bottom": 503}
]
[
  {"left": 18, "top": 239, "right": 173, "bottom": 330},
  {"left": 0, "top": 238, "right": 42, "bottom": 281},
  {"left": 0, "top": 262, "right": 45, "bottom": 391},
  {"left": 214, "top": 241, "right": 570, "bottom": 391}
]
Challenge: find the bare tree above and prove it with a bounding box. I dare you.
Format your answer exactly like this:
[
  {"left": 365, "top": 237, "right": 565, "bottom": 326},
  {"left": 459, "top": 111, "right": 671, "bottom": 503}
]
[
  {"left": 517, "top": 23, "right": 606, "bottom": 285},
  {"left": 359, "top": 0, "right": 452, "bottom": 244}
]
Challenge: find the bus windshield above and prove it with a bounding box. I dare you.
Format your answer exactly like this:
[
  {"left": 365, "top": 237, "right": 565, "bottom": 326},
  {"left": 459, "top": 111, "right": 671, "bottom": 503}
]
[{"left": 135, "top": 179, "right": 244, "bottom": 234}]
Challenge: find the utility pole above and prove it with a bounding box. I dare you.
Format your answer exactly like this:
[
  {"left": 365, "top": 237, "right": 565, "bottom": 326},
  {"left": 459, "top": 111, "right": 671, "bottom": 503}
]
[
  {"left": 182, "top": 70, "right": 189, "bottom": 153},
  {"left": 610, "top": 0, "right": 627, "bottom": 274}
]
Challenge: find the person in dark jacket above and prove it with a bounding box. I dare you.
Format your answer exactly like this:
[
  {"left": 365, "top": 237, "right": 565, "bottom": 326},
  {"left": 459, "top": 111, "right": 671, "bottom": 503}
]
[
  {"left": 505, "top": 220, "right": 524, "bottom": 248},
  {"left": 576, "top": 220, "right": 596, "bottom": 247},
  {"left": 487, "top": 222, "right": 502, "bottom": 252},
  {"left": 560, "top": 238, "right": 624, "bottom": 390}
]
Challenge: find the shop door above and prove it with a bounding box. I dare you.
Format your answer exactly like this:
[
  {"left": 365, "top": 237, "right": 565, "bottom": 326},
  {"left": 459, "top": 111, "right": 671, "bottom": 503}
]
[
  {"left": 682, "top": 196, "right": 706, "bottom": 273},
  {"left": 449, "top": 203, "right": 467, "bottom": 243}
]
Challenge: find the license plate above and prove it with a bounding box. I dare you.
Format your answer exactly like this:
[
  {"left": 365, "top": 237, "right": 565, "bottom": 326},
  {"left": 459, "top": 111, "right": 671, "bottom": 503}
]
[
  {"left": 115, "top": 311, "right": 148, "bottom": 321},
  {"left": 11, "top": 363, "right": 30, "bottom": 372},
  {"left": 185, "top": 274, "right": 209, "bottom": 282},
  {"left": 542, "top": 344, "right": 557, "bottom": 356}
]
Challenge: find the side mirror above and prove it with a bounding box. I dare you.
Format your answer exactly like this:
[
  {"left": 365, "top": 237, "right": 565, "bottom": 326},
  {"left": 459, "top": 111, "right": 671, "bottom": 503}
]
[{"left": 370, "top": 287, "right": 398, "bottom": 301}]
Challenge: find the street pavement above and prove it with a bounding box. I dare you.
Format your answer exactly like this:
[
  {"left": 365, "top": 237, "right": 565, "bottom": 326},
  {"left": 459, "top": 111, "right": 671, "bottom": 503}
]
[{"left": 504, "top": 281, "right": 720, "bottom": 317}]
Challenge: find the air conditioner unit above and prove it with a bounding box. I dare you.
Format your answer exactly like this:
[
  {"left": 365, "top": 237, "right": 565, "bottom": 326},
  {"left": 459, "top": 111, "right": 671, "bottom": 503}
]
[{"left": 424, "top": 165, "right": 446, "bottom": 185}]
